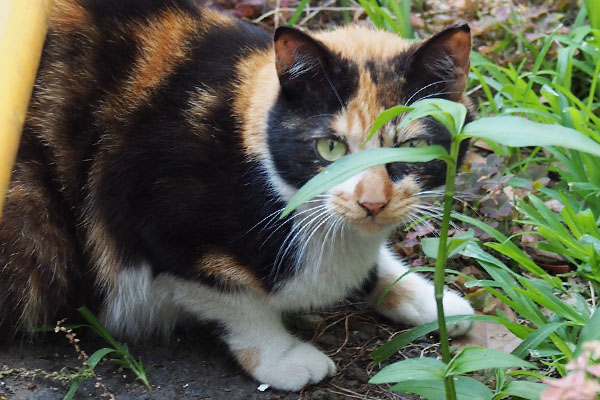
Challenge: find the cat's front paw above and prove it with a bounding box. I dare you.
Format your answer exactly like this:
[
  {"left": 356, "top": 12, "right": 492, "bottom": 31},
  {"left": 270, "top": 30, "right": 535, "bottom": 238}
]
[
  {"left": 442, "top": 290, "right": 475, "bottom": 337},
  {"left": 241, "top": 342, "right": 336, "bottom": 391},
  {"left": 373, "top": 284, "right": 474, "bottom": 337}
]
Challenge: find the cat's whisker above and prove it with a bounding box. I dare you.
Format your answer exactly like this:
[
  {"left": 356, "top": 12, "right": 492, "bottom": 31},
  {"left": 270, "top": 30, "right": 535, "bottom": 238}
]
[
  {"left": 408, "top": 206, "right": 464, "bottom": 234},
  {"left": 416, "top": 90, "right": 464, "bottom": 103},
  {"left": 244, "top": 207, "right": 285, "bottom": 236},
  {"left": 417, "top": 189, "right": 445, "bottom": 196},
  {"left": 403, "top": 79, "right": 455, "bottom": 106},
  {"left": 273, "top": 208, "right": 330, "bottom": 277},
  {"left": 261, "top": 205, "right": 327, "bottom": 250},
  {"left": 305, "top": 113, "right": 335, "bottom": 122},
  {"left": 261, "top": 207, "right": 327, "bottom": 260},
  {"left": 274, "top": 207, "right": 328, "bottom": 257},
  {"left": 413, "top": 203, "right": 443, "bottom": 211},
  {"left": 293, "top": 212, "right": 337, "bottom": 275},
  {"left": 406, "top": 208, "right": 441, "bottom": 232},
  {"left": 315, "top": 215, "right": 342, "bottom": 271},
  {"left": 407, "top": 212, "right": 438, "bottom": 234}
]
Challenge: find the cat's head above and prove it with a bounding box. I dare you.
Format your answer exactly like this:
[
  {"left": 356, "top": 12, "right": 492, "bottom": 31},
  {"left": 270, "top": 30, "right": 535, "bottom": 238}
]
[{"left": 266, "top": 23, "right": 472, "bottom": 235}]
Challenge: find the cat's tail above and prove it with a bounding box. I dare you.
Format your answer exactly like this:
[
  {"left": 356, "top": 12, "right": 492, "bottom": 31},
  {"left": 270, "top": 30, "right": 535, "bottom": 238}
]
[{"left": 0, "top": 169, "right": 80, "bottom": 341}]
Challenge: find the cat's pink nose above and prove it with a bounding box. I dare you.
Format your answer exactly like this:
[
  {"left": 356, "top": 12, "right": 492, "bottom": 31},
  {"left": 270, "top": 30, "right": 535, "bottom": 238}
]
[{"left": 359, "top": 201, "right": 386, "bottom": 216}]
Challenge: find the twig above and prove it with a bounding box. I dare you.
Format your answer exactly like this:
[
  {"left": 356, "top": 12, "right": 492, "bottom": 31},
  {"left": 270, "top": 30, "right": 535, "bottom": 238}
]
[
  {"left": 298, "top": 0, "right": 337, "bottom": 26},
  {"left": 55, "top": 319, "right": 115, "bottom": 400},
  {"left": 253, "top": 6, "right": 362, "bottom": 23},
  {"left": 328, "top": 313, "right": 352, "bottom": 356}
]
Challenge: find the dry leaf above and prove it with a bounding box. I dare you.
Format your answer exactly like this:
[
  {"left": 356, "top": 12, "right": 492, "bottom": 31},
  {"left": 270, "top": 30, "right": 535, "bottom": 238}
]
[
  {"left": 452, "top": 313, "right": 522, "bottom": 353},
  {"left": 465, "top": 150, "right": 487, "bottom": 166},
  {"left": 473, "top": 139, "right": 493, "bottom": 152}
]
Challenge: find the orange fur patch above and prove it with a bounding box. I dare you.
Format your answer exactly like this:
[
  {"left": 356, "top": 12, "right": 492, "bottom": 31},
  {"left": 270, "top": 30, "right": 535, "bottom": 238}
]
[
  {"left": 369, "top": 274, "right": 415, "bottom": 310},
  {"left": 106, "top": 10, "right": 199, "bottom": 118},
  {"left": 331, "top": 68, "right": 381, "bottom": 151},
  {"left": 197, "top": 252, "right": 266, "bottom": 294},
  {"left": 233, "top": 347, "right": 261, "bottom": 374},
  {"left": 21, "top": 271, "right": 45, "bottom": 330},
  {"left": 234, "top": 49, "right": 280, "bottom": 158},
  {"left": 50, "top": 0, "right": 91, "bottom": 32},
  {"left": 315, "top": 25, "right": 412, "bottom": 62},
  {"left": 85, "top": 211, "right": 121, "bottom": 291}
]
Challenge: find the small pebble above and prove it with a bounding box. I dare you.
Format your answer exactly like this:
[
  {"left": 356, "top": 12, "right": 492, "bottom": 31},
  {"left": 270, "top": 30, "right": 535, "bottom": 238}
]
[{"left": 257, "top": 383, "right": 270, "bottom": 392}]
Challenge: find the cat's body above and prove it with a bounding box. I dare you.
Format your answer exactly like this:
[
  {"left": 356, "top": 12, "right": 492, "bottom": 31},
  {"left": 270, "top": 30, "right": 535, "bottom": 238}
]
[{"left": 0, "top": 0, "right": 475, "bottom": 390}]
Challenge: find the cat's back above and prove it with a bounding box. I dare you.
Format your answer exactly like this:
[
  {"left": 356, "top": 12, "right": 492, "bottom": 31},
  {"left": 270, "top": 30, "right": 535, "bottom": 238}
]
[
  {"left": 0, "top": 0, "right": 272, "bottom": 337},
  {"left": 33, "top": 0, "right": 270, "bottom": 127},
  {"left": 24, "top": 0, "right": 272, "bottom": 201}
]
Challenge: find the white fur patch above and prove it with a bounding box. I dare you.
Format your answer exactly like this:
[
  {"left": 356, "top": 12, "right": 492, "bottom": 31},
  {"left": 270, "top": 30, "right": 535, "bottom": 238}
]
[
  {"left": 261, "top": 154, "right": 297, "bottom": 203},
  {"left": 101, "top": 264, "right": 183, "bottom": 340},
  {"left": 372, "top": 248, "right": 474, "bottom": 337}
]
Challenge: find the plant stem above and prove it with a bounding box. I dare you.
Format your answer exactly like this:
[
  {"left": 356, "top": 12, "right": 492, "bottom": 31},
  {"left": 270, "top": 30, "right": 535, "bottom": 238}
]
[{"left": 434, "top": 138, "right": 461, "bottom": 400}]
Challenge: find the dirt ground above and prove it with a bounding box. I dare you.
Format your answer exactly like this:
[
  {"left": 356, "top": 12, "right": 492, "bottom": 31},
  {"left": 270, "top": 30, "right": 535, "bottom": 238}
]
[{"left": 0, "top": 302, "right": 435, "bottom": 400}]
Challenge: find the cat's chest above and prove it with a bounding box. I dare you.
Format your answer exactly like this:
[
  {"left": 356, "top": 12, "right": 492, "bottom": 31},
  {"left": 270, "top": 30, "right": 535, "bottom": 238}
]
[{"left": 269, "top": 226, "right": 387, "bottom": 310}]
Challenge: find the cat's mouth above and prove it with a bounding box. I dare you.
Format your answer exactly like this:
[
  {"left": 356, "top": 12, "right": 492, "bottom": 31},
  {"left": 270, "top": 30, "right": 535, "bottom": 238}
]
[{"left": 354, "top": 217, "right": 386, "bottom": 234}]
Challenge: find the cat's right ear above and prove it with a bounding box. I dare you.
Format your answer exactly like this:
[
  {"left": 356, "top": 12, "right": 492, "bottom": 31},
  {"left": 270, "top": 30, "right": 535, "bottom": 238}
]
[
  {"left": 273, "top": 27, "right": 332, "bottom": 99},
  {"left": 405, "top": 22, "right": 471, "bottom": 101}
]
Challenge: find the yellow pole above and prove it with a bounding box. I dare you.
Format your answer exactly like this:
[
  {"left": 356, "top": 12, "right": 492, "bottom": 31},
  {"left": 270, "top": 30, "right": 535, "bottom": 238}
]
[{"left": 0, "top": 0, "right": 54, "bottom": 219}]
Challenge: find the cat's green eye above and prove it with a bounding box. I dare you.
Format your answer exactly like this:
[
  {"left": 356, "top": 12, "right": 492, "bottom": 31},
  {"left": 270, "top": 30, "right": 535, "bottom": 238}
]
[
  {"left": 316, "top": 138, "right": 347, "bottom": 162},
  {"left": 398, "top": 138, "right": 429, "bottom": 148}
]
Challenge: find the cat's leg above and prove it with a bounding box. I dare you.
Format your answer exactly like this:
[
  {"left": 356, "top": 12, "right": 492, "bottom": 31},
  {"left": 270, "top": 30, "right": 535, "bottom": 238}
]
[
  {"left": 165, "top": 275, "right": 335, "bottom": 391},
  {"left": 224, "top": 300, "right": 336, "bottom": 391},
  {"left": 365, "top": 246, "right": 474, "bottom": 336}
]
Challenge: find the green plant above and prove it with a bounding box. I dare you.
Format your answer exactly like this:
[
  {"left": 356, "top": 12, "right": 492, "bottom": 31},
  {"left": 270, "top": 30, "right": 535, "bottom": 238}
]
[
  {"left": 281, "top": 97, "right": 600, "bottom": 399},
  {"left": 354, "top": 0, "right": 414, "bottom": 38},
  {"left": 471, "top": 14, "right": 600, "bottom": 283},
  {"left": 470, "top": 4, "right": 600, "bottom": 215},
  {"left": 62, "top": 307, "right": 151, "bottom": 400}
]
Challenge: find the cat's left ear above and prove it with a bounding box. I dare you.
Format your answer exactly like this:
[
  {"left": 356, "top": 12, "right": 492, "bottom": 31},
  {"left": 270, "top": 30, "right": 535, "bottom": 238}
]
[
  {"left": 406, "top": 22, "right": 471, "bottom": 101},
  {"left": 273, "top": 26, "right": 334, "bottom": 99}
]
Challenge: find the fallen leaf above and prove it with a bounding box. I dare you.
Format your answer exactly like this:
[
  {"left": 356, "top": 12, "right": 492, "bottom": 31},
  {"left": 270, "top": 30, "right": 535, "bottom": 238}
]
[
  {"left": 452, "top": 313, "right": 522, "bottom": 353},
  {"left": 539, "top": 263, "right": 571, "bottom": 275},
  {"left": 473, "top": 139, "right": 493, "bottom": 152},
  {"left": 465, "top": 150, "right": 487, "bottom": 166}
]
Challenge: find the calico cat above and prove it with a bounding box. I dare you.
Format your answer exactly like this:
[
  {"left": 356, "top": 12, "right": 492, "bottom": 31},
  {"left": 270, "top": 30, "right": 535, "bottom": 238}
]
[{"left": 0, "top": 0, "right": 475, "bottom": 391}]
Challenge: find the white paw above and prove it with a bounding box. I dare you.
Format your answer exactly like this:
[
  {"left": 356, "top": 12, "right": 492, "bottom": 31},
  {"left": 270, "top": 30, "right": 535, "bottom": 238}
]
[
  {"left": 442, "top": 290, "right": 475, "bottom": 337},
  {"left": 253, "top": 342, "right": 336, "bottom": 391},
  {"left": 375, "top": 286, "right": 474, "bottom": 337}
]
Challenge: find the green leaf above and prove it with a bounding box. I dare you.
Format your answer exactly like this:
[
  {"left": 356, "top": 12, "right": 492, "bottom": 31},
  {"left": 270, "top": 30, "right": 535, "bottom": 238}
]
[
  {"left": 421, "top": 230, "right": 476, "bottom": 259},
  {"left": 287, "top": 0, "right": 309, "bottom": 25},
  {"left": 511, "top": 322, "right": 567, "bottom": 359},
  {"left": 369, "top": 358, "right": 446, "bottom": 384},
  {"left": 445, "top": 347, "right": 535, "bottom": 376},
  {"left": 494, "top": 381, "right": 548, "bottom": 400},
  {"left": 389, "top": 376, "right": 493, "bottom": 400},
  {"left": 517, "top": 279, "right": 585, "bottom": 323},
  {"left": 281, "top": 146, "right": 448, "bottom": 217},
  {"left": 462, "top": 116, "right": 600, "bottom": 157},
  {"left": 77, "top": 306, "right": 120, "bottom": 349},
  {"left": 399, "top": 98, "right": 467, "bottom": 136},
  {"left": 371, "top": 314, "right": 503, "bottom": 362},
  {"left": 575, "top": 307, "right": 600, "bottom": 357},
  {"left": 62, "top": 377, "right": 84, "bottom": 400},
  {"left": 88, "top": 348, "right": 115, "bottom": 370},
  {"left": 365, "top": 104, "right": 413, "bottom": 143}
]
